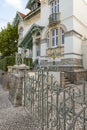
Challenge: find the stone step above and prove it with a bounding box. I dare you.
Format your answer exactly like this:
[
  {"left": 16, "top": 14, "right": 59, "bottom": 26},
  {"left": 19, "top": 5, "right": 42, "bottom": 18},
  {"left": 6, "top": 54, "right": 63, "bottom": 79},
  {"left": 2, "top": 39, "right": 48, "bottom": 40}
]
[
  {"left": 65, "top": 84, "right": 75, "bottom": 87},
  {"left": 65, "top": 78, "right": 70, "bottom": 82},
  {"left": 65, "top": 81, "right": 71, "bottom": 85}
]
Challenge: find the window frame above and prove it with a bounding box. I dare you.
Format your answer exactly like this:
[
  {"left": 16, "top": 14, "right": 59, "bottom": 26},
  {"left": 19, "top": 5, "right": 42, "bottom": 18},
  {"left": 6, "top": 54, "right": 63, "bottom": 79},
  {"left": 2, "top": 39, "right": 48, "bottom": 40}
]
[
  {"left": 50, "top": 27, "right": 65, "bottom": 48},
  {"left": 51, "top": 0, "right": 59, "bottom": 14},
  {"left": 60, "top": 28, "right": 64, "bottom": 45},
  {"left": 51, "top": 28, "right": 58, "bottom": 47}
]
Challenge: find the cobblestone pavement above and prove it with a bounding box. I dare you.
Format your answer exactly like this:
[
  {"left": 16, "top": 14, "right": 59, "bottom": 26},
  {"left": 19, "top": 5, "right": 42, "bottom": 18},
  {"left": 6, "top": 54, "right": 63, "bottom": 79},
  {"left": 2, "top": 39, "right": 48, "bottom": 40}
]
[{"left": 0, "top": 85, "right": 40, "bottom": 130}]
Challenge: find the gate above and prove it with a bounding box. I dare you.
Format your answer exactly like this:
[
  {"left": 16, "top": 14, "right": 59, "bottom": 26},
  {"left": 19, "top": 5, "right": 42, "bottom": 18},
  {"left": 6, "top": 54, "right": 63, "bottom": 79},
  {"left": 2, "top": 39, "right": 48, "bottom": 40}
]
[{"left": 24, "top": 68, "right": 87, "bottom": 130}]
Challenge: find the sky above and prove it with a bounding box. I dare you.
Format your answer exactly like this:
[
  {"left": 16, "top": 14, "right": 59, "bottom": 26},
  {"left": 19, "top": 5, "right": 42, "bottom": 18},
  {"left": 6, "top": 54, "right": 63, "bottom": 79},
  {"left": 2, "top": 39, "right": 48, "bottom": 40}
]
[{"left": 0, "top": 0, "right": 29, "bottom": 30}]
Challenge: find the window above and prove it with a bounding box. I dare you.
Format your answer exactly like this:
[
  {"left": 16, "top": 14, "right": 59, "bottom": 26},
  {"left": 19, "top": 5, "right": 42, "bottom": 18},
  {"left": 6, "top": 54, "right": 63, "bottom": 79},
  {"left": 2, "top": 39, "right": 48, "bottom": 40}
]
[
  {"left": 52, "top": 29, "right": 58, "bottom": 47},
  {"left": 61, "top": 28, "right": 64, "bottom": 44},
  {"left": 51, "top": 0, "right": 59, "bottom": 13},
  {"left": 19, "top": 27, "right": 23, "bottom": 38},
  {"left": 36, "top": 31, "right": 40, "bottom": 36},
  {"left": 51, "top": 27, "right": 65, "bottom": 47},
  {"left": 31, "top": 2, "right": 38, "bottom": 11}
]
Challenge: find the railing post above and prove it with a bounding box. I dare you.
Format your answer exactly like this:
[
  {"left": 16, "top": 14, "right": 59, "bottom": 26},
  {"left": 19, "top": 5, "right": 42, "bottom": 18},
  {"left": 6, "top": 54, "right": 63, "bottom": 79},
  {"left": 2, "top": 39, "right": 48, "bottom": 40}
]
[
  {"left": 41, "top": 68, "right": 44, "bottom": 130},
  {"left": 83, "top": 80, "right": 86, "bottom": 130}
]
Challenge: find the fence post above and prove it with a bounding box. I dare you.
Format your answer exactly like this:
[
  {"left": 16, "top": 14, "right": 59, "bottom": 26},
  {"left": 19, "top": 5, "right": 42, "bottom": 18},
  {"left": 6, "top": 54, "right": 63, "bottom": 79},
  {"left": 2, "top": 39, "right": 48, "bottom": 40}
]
[{"left": 60, "top": 72, "right": 65, "bottom": 87}]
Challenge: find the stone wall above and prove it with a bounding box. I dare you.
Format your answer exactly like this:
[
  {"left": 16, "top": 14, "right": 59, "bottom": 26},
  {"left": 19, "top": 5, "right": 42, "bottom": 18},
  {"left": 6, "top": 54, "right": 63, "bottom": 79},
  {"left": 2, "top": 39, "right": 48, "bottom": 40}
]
[
  {"left": 65, "top": 70, "right": 87, "bottom": 84},
  {"left": 40, "top": 58, "right": 82, "bottom": 66},
  {"left": 9, "top": 74, "right": 24, "bottom": 106},
  {"left": 9, "top": 64, "right": 29, "bottom": 106},
  {"left": 0, "top": 70, "right": 7, "bottom": 90},
  {"left": 42, "top": 65, "right": 83, "bottom": 72}
]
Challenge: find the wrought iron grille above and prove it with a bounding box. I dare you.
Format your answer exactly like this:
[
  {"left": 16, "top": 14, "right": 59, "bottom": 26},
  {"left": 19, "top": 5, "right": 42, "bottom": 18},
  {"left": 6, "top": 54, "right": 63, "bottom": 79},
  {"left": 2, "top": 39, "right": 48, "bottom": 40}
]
[
  {"left": 49, "top": 13, "right": 60, "bottom": 25},
  {"left": 24, "top": 68, "right": 87, "bottom": 130}
]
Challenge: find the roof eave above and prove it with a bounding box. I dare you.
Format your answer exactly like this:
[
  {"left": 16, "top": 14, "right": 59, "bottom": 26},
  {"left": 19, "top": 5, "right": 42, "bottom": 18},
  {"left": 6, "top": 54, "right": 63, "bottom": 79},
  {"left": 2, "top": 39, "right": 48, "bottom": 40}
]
[{"left": 24, "top": 7, "right": 40, "bottom": 20}]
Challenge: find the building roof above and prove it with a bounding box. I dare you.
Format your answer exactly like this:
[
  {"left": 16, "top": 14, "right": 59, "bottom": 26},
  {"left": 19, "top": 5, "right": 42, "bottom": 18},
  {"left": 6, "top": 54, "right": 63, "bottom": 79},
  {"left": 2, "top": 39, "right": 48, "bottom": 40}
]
[
  {"left": 18, "top": 12, "right": 26, "bottom": 18},
  {"left": 12, "top": 11, "right": 26, "bottom": 26}
]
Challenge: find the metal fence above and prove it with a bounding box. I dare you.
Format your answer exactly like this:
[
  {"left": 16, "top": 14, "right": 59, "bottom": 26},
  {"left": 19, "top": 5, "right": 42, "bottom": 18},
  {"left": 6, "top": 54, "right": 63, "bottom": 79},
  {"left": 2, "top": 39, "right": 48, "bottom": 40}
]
[{"left": 24, "top": 68, "right": 87, "bottom": 130}]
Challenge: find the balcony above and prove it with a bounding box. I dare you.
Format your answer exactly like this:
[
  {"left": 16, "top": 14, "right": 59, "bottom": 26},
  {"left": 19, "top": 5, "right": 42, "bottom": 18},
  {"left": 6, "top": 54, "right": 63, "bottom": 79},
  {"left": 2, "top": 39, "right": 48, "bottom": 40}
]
[{"left": 49, "top": 13, "right": 61, "bottom": 26}]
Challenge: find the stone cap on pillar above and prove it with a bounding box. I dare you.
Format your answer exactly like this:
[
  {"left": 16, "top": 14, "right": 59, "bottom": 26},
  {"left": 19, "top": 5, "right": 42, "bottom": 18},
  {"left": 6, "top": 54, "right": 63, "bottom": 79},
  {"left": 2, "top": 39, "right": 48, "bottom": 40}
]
[{"left": 12, "top": 64, "right": 29, "bottom": 77}]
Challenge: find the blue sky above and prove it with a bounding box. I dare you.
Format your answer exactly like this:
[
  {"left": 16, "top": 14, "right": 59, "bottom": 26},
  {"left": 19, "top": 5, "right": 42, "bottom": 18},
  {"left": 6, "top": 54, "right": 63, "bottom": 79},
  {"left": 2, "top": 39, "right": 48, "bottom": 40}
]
[{"left": 0, "top": 0, "right": 29, "bottom": 29}]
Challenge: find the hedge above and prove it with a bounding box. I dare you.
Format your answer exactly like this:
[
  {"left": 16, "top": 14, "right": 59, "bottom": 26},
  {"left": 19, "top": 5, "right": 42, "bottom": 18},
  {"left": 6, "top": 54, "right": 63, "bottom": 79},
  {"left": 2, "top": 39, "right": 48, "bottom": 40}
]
[
  {"left": 0, "top": 55, "right": 15, "bottom": 71},
  {"left": 0, "top": 56, "right": 33, "bottom": 71},
  {"left": 24, "top": 58, "right": 33, "bottom": 69}
]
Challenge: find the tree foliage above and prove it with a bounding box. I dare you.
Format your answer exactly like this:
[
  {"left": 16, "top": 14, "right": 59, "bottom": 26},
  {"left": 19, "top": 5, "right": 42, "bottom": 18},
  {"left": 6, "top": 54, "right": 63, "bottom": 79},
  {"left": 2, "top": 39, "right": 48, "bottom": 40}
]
[{"left": 0, "top": 23, "right": 18, "bottom": 57}]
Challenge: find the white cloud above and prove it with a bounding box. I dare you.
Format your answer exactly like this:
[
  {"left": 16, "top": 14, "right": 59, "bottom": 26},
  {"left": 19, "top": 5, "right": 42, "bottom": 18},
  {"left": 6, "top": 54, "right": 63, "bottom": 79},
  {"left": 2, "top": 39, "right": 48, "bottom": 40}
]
[{"left": 4, "top": 0, "right": 23, "bottom": 10}]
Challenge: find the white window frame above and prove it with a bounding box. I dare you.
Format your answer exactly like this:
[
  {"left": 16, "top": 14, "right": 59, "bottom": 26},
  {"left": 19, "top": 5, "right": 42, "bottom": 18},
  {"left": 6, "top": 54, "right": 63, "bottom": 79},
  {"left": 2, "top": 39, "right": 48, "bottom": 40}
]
[
  {"left": 61, "top": 28, "right": 64, "bottom": 45},
  {"left": 52, "top": 29, "right": 58, "bottom": 47},
  {"left": 51, "top": 0, "right": 59, "bottom": 14}
]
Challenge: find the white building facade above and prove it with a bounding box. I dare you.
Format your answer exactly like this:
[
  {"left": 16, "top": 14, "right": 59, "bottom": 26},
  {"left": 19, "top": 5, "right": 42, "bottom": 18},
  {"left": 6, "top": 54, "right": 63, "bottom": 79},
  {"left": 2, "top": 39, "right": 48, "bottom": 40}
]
[{"left": 14, "top": 0, "right": 87, "bottom": 76}]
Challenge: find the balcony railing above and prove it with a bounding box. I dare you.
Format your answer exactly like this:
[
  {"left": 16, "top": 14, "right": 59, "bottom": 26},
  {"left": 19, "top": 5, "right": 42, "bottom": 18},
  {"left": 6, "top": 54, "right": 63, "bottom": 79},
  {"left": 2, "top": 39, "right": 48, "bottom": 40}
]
[{"left": 49, "top": 13, "right": 61, "bottom": 26}]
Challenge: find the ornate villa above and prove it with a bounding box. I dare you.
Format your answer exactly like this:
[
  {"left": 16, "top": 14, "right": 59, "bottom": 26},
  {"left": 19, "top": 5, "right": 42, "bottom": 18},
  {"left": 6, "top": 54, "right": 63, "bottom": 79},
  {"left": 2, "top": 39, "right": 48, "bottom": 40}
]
[{"left": 13, "top": 0, "right": 87, "bottom": 84}]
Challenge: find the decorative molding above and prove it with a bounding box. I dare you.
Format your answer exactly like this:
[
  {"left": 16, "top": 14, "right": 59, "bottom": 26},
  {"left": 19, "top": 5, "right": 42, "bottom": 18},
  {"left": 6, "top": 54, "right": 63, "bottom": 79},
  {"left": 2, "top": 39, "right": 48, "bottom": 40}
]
[
  {"left": 62, "top": 15, "right": 87, "bottom": 28},
  {"left": 65, "top": 30, "right": 82, "bottom": 39},
  {"left": 48, "top": 0, "right": 54, "bottom": 4},
  {"left": 41, "top": 0, "right": 47, "bottom": 4},
  {"left": 63, "top": 52, "right": 83, "bottom": 57}
]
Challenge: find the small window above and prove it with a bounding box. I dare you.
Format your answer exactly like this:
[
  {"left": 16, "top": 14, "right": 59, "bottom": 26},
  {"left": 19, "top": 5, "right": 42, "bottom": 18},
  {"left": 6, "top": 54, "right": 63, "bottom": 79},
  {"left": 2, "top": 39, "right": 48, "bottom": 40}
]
[
  {"left": 19, "top": 27, "right": 23, "bottom": 38},
  {"left": 31, "top": 2, "right": 38, "bottom": 11},
  {"left": 47, "top": 33, "right": 49, "bottom": 48},
  {"left": 36, "top": 31, "right": 40, "bottom": 36}
]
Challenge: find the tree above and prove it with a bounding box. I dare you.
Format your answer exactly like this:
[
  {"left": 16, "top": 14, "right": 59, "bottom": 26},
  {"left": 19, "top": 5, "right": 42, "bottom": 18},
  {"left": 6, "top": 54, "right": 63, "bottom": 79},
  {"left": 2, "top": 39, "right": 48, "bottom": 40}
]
[{"left": 0, "top": 23, "right": 18, "bottom": 57}]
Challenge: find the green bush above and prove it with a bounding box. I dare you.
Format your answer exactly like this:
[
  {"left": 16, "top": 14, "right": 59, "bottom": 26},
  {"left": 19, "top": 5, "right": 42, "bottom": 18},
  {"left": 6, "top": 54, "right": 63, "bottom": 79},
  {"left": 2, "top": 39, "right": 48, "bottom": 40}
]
[
  {"left": 24, "top": 58, "right": 33, "bottom": 69},
  {"left": 0, "top": 55, "right": 15, "bottom": 71},
  {"left": 0, "top": 56, "right": 33, "bottom": 71}
]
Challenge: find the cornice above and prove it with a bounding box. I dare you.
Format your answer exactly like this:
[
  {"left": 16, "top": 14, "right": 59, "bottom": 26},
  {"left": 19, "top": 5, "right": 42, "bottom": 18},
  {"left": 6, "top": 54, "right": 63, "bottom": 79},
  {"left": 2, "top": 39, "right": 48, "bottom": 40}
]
[
  {"left": 65, "top": 30, "right": 82, "bottom": 39},
  {"left": 62, "top": 15, "right": 87, "bottom": 28},
  {"left": 24, "top": 7, "right": 40, "bottom": 20}
]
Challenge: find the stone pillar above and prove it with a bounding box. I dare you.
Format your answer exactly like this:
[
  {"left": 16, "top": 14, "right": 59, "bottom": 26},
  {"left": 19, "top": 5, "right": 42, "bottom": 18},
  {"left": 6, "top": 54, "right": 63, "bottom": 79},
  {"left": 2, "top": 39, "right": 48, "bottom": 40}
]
[
  {"left": 60, "top": 72, "right": 65, "bottom": 88},
  {"left": 7, "top": 66, "right": 13, "bottom": 90},
  {"left": 14, "top": 75, "right": 24, "bottom": 106},
  {"left": 9, "top": 64, "right": 29, "bottom": 106}
]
